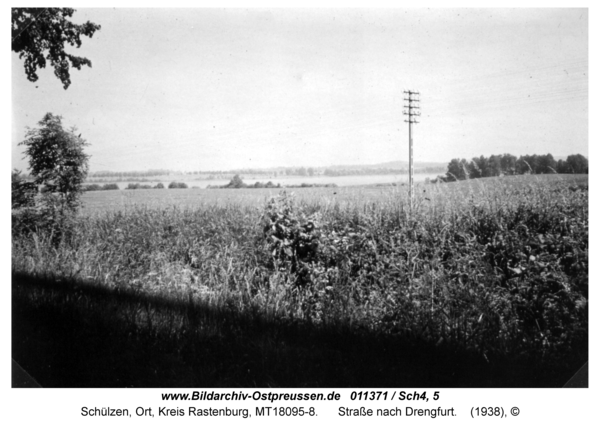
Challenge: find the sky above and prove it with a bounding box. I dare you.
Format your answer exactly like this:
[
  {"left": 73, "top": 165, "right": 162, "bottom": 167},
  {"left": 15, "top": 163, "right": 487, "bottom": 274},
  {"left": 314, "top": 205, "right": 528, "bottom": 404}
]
[{"left": 10, "top": 7, "right": 589, "bottom": 173}]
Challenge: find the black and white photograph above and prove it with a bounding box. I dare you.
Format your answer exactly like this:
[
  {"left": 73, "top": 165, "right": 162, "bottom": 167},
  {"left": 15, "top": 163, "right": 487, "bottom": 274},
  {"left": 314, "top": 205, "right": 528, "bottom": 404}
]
[{"left": 10, "top": 4, "right": 590, "bottom": 404}]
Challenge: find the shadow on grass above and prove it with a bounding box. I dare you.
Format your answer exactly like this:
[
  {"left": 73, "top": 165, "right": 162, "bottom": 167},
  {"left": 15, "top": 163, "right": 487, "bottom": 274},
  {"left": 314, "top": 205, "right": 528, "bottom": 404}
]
[{"left": 12, "top": 272, "right": 585, "bottom": 388}]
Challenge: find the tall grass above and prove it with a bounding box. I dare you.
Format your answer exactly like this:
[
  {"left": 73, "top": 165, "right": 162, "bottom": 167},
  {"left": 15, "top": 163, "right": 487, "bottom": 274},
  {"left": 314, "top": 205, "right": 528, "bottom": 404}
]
[{"left": 12, "top": 175, "right": 588, "bottom": 386}]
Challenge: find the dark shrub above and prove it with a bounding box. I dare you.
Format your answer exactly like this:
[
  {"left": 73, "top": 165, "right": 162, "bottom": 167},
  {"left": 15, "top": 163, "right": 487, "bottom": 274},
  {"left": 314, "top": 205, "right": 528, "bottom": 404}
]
[
  {"left": 12, "top": 170, "right": 37, "bottom": 208},
  {"left": 84, "top": 184, "right": 102, "bottom": 191},
  {"left": 168, "top": 182, "right": 188, "bottom": 189},
  {"left": 12, "top": 193, "right": 78, "bottom": 245},
  {"left": 225, "top": 175, "right": 246, "bottom": 188}
]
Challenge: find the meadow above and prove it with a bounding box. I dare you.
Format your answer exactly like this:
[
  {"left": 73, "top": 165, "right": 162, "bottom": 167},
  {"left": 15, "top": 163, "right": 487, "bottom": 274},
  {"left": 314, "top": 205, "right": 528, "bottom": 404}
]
[
  {"left": 80, "top": 184, "right": 407, "bottom": 213},
  {"left": 12, "top": 174, "right": 588, "bottom": 387}
]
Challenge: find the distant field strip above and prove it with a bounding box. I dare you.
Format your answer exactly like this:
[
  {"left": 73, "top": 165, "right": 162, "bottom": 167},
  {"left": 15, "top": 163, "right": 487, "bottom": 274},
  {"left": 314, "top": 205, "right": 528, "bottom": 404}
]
[{"left": 80, "top": 174, "right": 586, "bottom": 214}]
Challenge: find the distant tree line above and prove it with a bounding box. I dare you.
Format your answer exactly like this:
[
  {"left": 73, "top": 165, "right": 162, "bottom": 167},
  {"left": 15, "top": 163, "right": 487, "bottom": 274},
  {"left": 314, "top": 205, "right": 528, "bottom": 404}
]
[
  {"left": 83, "top": 183, "right": 119, "bottom": 191},
  {"left": 208, "top": 175, "right": 281, "bottom": 189},
  {"left": 82, "top": 165, "right": 447, "bottom": 180},
  {"left": 83, "top": 182, "right": 192, "bottom": 191},
  {"left": 89, "top": 169, "right": 172, "bottom": 178},
  {"left": 322, "top": 166, "right": 445, "bottom": 177},
  {"left": 125, "top": 182, "right": 165, "bottom": 190},
  {"left": 285, "top": 183, "right": 338, "bottom": 188},
  {"left": 125, "top": 182, "right": 186, "bottom": 189},
  {"left": 441, "top": 153, "right": 588, "bottom": 182},
  {"left": 207, "top": 175, "right": 337, "bottom": 190}
]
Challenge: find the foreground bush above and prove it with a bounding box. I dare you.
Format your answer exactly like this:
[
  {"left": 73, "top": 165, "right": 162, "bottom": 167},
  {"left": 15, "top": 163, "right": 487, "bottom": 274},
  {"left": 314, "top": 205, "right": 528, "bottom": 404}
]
[
  {"left": 12, "top": 193, "right": 79, "bottom": 246},
  {"left": 258, "top": 188, "right": 587, "bottom": 360},
  {"left": 11, "top": 170, "right": 36, "bottom": 208}
]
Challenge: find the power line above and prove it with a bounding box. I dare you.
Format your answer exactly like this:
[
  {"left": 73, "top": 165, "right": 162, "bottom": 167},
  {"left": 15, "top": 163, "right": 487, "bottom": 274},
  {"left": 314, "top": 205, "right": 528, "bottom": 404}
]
[{"left": 403, "top": 90, "right": 420, "bottom": 210}]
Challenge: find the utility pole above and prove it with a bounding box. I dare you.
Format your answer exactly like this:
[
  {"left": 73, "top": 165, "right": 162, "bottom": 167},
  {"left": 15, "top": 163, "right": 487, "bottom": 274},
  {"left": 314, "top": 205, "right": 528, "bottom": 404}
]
[{"left": 403, "top": 90, "right": 420, "bottom": 210}]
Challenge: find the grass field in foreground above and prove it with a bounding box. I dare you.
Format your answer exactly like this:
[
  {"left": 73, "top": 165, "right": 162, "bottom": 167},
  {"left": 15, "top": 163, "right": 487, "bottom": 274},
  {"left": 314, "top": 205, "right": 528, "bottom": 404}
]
[{"left": 12, "top": 174, "right": 588, "bottom": 387}]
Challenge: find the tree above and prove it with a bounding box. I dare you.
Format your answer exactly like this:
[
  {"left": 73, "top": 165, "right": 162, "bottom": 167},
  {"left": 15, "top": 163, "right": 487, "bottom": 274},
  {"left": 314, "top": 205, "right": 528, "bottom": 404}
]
[
  {"left": 487, "top": 154, "right": 503, "bottom": 177},
  {"left": 19, "top": 113, "right": 90, "bottom": 210},
  {"left": 470, "top": 156, "right": 489, "bottom": 178},
  {"left": 500, "top": 153, "right": 517, "bottom": 175},
  {"left": 467, "top": 158, "right": 482, "bottom": 179},
  {"left": 445, "top": 158, "right": 468, "bottom": 181},
  {"left": 556, "top": 159, "right": 568, "bottom": 174},
  {"left": 517, "top": 155, "right": 539, "bottom": 174},
  {"left": 12, "top": 8, "right": 101, "bottom": 89},
  {"left": 565, "top": 154, "right": 588, "bottom": 174},
  {"left": 516, "top": 156, "right": 529, "bottom": 174},
  {"left": 538, "top": 153, "right": 557, "bottom": 174},
  {"left": 226, "top": 174, "right": 246, "bottom": 188},
  {"left": 527, "top": 155, "right": 542, "bottom": 174},
  {"left": 168, "top": 182, "right": 188, "bottom": 189}
]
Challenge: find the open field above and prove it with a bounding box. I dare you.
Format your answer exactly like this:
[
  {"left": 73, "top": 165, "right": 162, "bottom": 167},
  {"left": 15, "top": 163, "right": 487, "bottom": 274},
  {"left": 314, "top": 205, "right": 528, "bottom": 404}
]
[
  {"left": 80, "top": 173, "right": 586, "bottom": 213},
  {"left": 81, "top": 185, "right": 400, "bottom": 213},
  {"left": 12, "top": 174, "right": 588, "bottom": 387}
]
